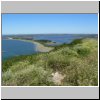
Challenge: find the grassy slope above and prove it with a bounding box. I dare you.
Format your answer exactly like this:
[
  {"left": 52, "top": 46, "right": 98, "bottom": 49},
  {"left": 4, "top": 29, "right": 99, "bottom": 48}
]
[{"left": 2, "top": 38, "right": 98, "bottom": 86}]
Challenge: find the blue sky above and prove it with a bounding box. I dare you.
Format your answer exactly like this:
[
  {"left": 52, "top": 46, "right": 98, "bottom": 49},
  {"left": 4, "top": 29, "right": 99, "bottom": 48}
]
[{"left": 2, "top": 14, "right": 98, "bottom": 35}]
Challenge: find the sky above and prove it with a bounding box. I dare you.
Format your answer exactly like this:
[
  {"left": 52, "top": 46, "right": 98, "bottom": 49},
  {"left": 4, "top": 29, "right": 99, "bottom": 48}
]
[{"left": 2, "top": 14, "right": 98, "bottom": 35}]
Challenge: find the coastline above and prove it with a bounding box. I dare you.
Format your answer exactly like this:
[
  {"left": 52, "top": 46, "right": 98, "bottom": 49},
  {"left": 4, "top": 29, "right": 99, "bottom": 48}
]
[
  {"left": 5, "top": 39, "right": 54, "bottom": 52},
  {"left": 32, "top": 41, "right": 54, "bottom": 52}
]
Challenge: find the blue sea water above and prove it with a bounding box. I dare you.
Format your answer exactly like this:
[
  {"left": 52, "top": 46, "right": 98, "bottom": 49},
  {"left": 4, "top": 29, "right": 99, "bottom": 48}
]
[
  {"left": 2, "top": 39, "right": 37, "bottom": 60},
  {"left": 33, "top": 34, "right": 98, "bottom": 44},
  {"left": 2, "top": 34, "right": 98, "bottom": 60},
  {"left": 33, "top": 34, "right": 82, "bottom": 43}
]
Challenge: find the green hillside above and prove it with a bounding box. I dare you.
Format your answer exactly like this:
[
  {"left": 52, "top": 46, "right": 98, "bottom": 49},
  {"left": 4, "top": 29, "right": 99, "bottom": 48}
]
[{"left": 2, "top": 38, "right": 98, "bottom": 86}]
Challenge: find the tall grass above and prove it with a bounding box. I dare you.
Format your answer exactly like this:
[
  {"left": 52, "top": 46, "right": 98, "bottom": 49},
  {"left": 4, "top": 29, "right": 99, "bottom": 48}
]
[{"left": 2, "top": 38, "right": 98, "bottom": 86}]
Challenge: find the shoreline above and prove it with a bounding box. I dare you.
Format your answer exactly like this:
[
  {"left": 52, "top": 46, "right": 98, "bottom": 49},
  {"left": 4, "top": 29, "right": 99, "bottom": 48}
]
[{"left": 4, "top": 39, "right": 54, "bottom": 52}]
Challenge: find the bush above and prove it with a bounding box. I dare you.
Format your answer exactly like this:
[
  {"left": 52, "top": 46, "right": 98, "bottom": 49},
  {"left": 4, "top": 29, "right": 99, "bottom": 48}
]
[{"left": 76, "top": 46, "right": 90, "bottom": 56}]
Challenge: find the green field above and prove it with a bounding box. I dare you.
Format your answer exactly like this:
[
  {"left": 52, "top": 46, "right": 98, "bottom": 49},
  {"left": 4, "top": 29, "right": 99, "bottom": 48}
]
[{"left": 2, "top": 38, "right": 98, "bottom": 86}]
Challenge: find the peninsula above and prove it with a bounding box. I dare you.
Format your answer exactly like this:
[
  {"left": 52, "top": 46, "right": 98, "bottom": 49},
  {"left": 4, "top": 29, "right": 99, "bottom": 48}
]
[{"left": 7, "top": 37, "right": 54, "bottom": 52}]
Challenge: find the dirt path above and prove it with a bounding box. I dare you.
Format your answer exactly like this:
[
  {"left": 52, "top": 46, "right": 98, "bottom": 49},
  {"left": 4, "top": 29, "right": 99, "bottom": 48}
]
[{"left": 52, "top": 72, "right": 65, "bottom": 85}]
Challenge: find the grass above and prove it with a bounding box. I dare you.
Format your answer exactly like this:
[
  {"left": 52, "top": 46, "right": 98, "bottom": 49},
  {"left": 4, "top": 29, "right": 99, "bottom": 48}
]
[{"left": 2, "top": 38, "right": 98, "bottom": 86}]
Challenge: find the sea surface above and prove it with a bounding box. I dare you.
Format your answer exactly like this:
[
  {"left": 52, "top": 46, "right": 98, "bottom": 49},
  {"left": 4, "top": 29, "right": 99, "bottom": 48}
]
[
  {"left": 2, "top": 39, "right": 37, "bottom": 60},
  {"left": 2, "top": 34, "right": 98, "bottom": 60}
]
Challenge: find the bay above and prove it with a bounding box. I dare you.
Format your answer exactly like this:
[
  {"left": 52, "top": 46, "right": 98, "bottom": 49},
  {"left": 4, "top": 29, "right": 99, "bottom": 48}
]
[
  {"left": 2, "top": 39, "right": 37, "bottom": 60},
  {"left": 2, "top": 34, "right": 98, "bottom": 60}
]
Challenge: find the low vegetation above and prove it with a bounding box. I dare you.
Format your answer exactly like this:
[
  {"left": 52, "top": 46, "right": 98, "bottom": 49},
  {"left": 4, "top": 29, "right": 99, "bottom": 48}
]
[
  {"left": 2, "top": 38, "right": 98, "bottom": 86},
  {"left": 34, "top": 40, "right": 52, "bottom": 43}
]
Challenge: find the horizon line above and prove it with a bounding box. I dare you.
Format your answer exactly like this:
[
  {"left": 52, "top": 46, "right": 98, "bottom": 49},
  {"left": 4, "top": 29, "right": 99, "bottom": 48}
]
[{"left": 2, "top": 33, "right": 98, "bottom": 35}]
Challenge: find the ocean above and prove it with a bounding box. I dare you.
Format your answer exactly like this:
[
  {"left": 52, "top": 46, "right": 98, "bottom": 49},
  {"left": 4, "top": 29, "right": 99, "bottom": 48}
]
[
  {"left": 2, "top": 34, "right": 98, "bottom": 60},
  {"left": 2, "top": 39, "right": 37, "bottom": 60}
]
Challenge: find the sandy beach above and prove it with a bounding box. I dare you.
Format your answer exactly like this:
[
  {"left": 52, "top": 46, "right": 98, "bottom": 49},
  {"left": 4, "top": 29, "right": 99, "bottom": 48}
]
[
  {"left": 33, "top": 41, "right": 53, "bottom": 52},
  {"left": 10, "top": 39, "right": 53, "bottom": 52}
]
